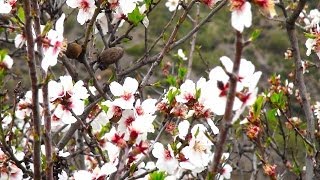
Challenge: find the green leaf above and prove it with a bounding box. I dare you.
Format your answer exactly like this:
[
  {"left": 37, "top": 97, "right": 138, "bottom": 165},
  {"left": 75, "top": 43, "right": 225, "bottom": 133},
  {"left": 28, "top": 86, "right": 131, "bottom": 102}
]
[
  {"left": 195, "top": 89, "right": 201, "bottom": 99},
  {"left": 249, "top": 29, "right": 261, "bottom": 41},
  {"left": 0, "top": 49, "right": 8, "bottom": 61},
  {"left": 167, "top": 88, "right": 179, "bottom": 104},
  {"left": 252, "top": 95, "right": 264, "bottom": 119},
  {"left": 149, "top": 171, "right": 167, "bottom": 180},
  {"left": 166, "top": 75, "right": 177, "bottom": 87},
  {"left": 194, "top": 126, "right": 200, "bottom": 137},
  {"left": 41, "top": 21, "right": 53, "bottom": 36},
  {"left": 270, "top": 92, "right": 287, "bottom": 109},
  {"left": 127, "top": 7, "right": 145, "bottom": 26},
  {"left": 17, "top": 6, "right": 25, "bottom": 23},
  {"left": 304, "top": 32, "right": 317, "bottom": 39},
  {"left": 100, "top": 103, "right": 109, "bottom": 113},
  {"left": 98, "top": 122, "right": 111, "bottom": 138},
  {"left": 178, "top": 67, "right": 187, "bottom": 80},
  {"left": 266, "top": 108, "right": 277, "bottom": 124},
  {"left": 144, "top": 0, "right": 152, "bottom": 8}
]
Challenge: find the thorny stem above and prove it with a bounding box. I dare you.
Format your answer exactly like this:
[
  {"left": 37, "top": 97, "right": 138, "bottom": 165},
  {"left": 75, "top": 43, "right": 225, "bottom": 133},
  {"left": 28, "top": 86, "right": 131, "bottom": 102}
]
[
  {"left": 209, "top": 31, "right": 243, "bottom": 177},
  {"left": 23, "top": 0, "right": 42, "bottom": 179}
]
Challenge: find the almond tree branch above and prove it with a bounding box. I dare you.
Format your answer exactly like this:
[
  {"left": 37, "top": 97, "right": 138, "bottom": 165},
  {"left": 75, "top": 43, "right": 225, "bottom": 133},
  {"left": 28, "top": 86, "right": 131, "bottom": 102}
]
[
  {"left": 285, "top": 0, "right": 316, "bottom": 179},
  {"left": 0, "top": 115, "right": 33, "bottom": 177},
  {"left": 209, "top": 31, "right": 243, "bottom": 177},
  {"left": 140, "top": 0, "right": 197, "bottom": 87},
  {"left": 57, "top": 96, "right": 103, "bottom": 150},
  {"left": 31, "top": 1, "right": 54, "bottom": 179},
  {"left": 118, "top": 0, "right": 227, "bottom": 78},
  {"left": 23, "top": 0, "right": 42, "bottom": 179},
  {"left": 186, "top": 3, "right": 200, "bottom": 80}
]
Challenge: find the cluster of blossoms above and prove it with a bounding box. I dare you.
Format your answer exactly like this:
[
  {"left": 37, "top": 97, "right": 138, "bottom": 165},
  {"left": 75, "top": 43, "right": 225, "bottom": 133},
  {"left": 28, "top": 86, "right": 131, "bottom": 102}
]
[
  {"left": 15, "top": 75, "right": 89, "bottom": 130},
  {"left": 0, "top": 149, "right": 23, "bottom": 180},
  {"left": 14, "top": 13, "right": 66, "bottom": 72},
  {"left": 229, "top": 0, "right": 276, "bottom": 32},
  {"left": 66, "top": 0, "right": 149, "bottom": 28},
  {"left": 153, "top": 56, "right": 261, "bottom": 178},
  {"left": 68, "top": 77, "right": 158, "bottom": 179},
  {"left": 301, "top": 9, "right": 320, "bottom": 59},
  {"left": 164, "top": 0, "right": 276, "bottom": 32},
  {"left": 0, "top": 0, "right": 269, "bottom": 178},
  {"left": 12, "top": 55, "right": 260, "bottom": 178}
]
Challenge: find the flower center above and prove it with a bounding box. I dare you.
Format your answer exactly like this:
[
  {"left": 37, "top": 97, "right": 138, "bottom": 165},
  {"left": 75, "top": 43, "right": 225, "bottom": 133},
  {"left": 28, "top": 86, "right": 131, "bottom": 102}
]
[
  {"left": 80, "top": 0, "right": 90, "bottom": 11},
  {"left": 230, "top": 0, "right": 246, "bottom": 11},
  {"left": 164, "top": 150, "right": 172, "bottom": 160},
  {"left": 125, "top": 116, "right": 135, "bottom": 126},
  {"left": 121, "top": 92, "right": 132, "bottom": 101},
  {"left": 193, "top": 141, "right": 206, "bottom": 152}
]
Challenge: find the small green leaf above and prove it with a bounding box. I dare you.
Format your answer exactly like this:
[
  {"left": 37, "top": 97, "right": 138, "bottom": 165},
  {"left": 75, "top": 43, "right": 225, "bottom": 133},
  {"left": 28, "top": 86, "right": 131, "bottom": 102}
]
[
  {"left": 0, "top": 49, "right": 8, "bottom": 61},
  {"left": 167, "top": 88, "right": 179, "bottom": 104},
  {"left": 144, "top": 0, "right": 152, "bottom": 8},
  {"left": 100, "top": 103, "right": 109, "bottom": 113},
  {"left": 149, "top": 171, "right": 167, "bottom": 180},
  {"left": 249, "top": 29, "right": 261, "bottom": 41},
  {"left": 304, "top": 32, "right": 317, "bottom": 39},
  {"left": 98, "top": 122, "right": 111, "bottom": 138},
  {"left": 252, "top": 95, "right": 264, "bottom": 119},
  {"left": 266, "top": 108, "right": 277, "bottom": 124},
  {"left": 41, "top": 21, "right": 53, "bottom": 36},
  {"left": 195, "top": 89, "right": 201, "bottom": 99},
  {"left": 17, "top": 6, "right": 25, "bottom": 23},
  {"left": 166, "top": 75, "right": 177, "bottom": 87},
  {"left": 194, "top": 126, "right": 200, "bottom": 137},
  {"left": 127, "top": 7, "right": 145, "bottom": 26},
  {"left": 178, "top": 67, "right": 187, "bottom": 80}
]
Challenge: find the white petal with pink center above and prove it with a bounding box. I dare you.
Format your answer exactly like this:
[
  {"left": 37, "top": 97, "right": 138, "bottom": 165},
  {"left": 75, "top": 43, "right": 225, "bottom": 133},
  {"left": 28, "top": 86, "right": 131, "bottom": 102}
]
[
  {"left": 181, "top": 124, "right": 213, "bottom": 169},
  {"left": 231, "top": 2, "right": 252, "bottom": 32},
  {"left": 218, "top": 164, "right": 233, "bottom": 180},
  {"left": 3, "top": 54, "right": 13, "bottom": 69},
  {"left": 176, "top": 79, "right": 196, "bottom": 103},
  {"left": 119, "top": 0, "right": 139, "bottom": 15},
  {"left": 110, "top": 77, "right": 138, "bottom": 109},
  {"left": 134, "top": 98, "right": 157, "bottom": 116},
  {"left": 14, "top": 34, "right": 25, "bottom": 48},
  {"left": 41, "top": 14, "right": 65, "bottom": 72},
  {"left": 152, "top": 142, "right": 179, "bottom": 175},
  {"left": 118, "top": 109, "right": 135, "bottom": 133},
  {"left": 66, "top": 0, "right": 96, "bottom": 25},
  {"left": 0, "top": 0, "right": 12, "bottom": 14},
  {"left": 178, "top": 120, "right": 190, "bottom": 140}
]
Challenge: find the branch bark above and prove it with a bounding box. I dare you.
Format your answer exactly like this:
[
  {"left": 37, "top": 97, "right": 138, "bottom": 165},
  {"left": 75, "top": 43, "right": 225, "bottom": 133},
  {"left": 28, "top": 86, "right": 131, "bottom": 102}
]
[
  {"left": 23, "top": 0, "right": 41, "bottom": 179},
  {"left": 186, "top": 3, "right": 200, "bottom": 80},
  {"left": 209, "top": 31, "right": 243, "bottom": 177},
  {"left": 285, "top": 0, "right": 316, "bottom": 179}
]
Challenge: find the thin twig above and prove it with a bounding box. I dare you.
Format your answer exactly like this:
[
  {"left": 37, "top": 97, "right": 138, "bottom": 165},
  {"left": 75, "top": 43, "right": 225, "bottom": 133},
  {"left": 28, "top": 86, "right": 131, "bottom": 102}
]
[{"left": 186, "top": 3, "right": 200, "bottom": 80}]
